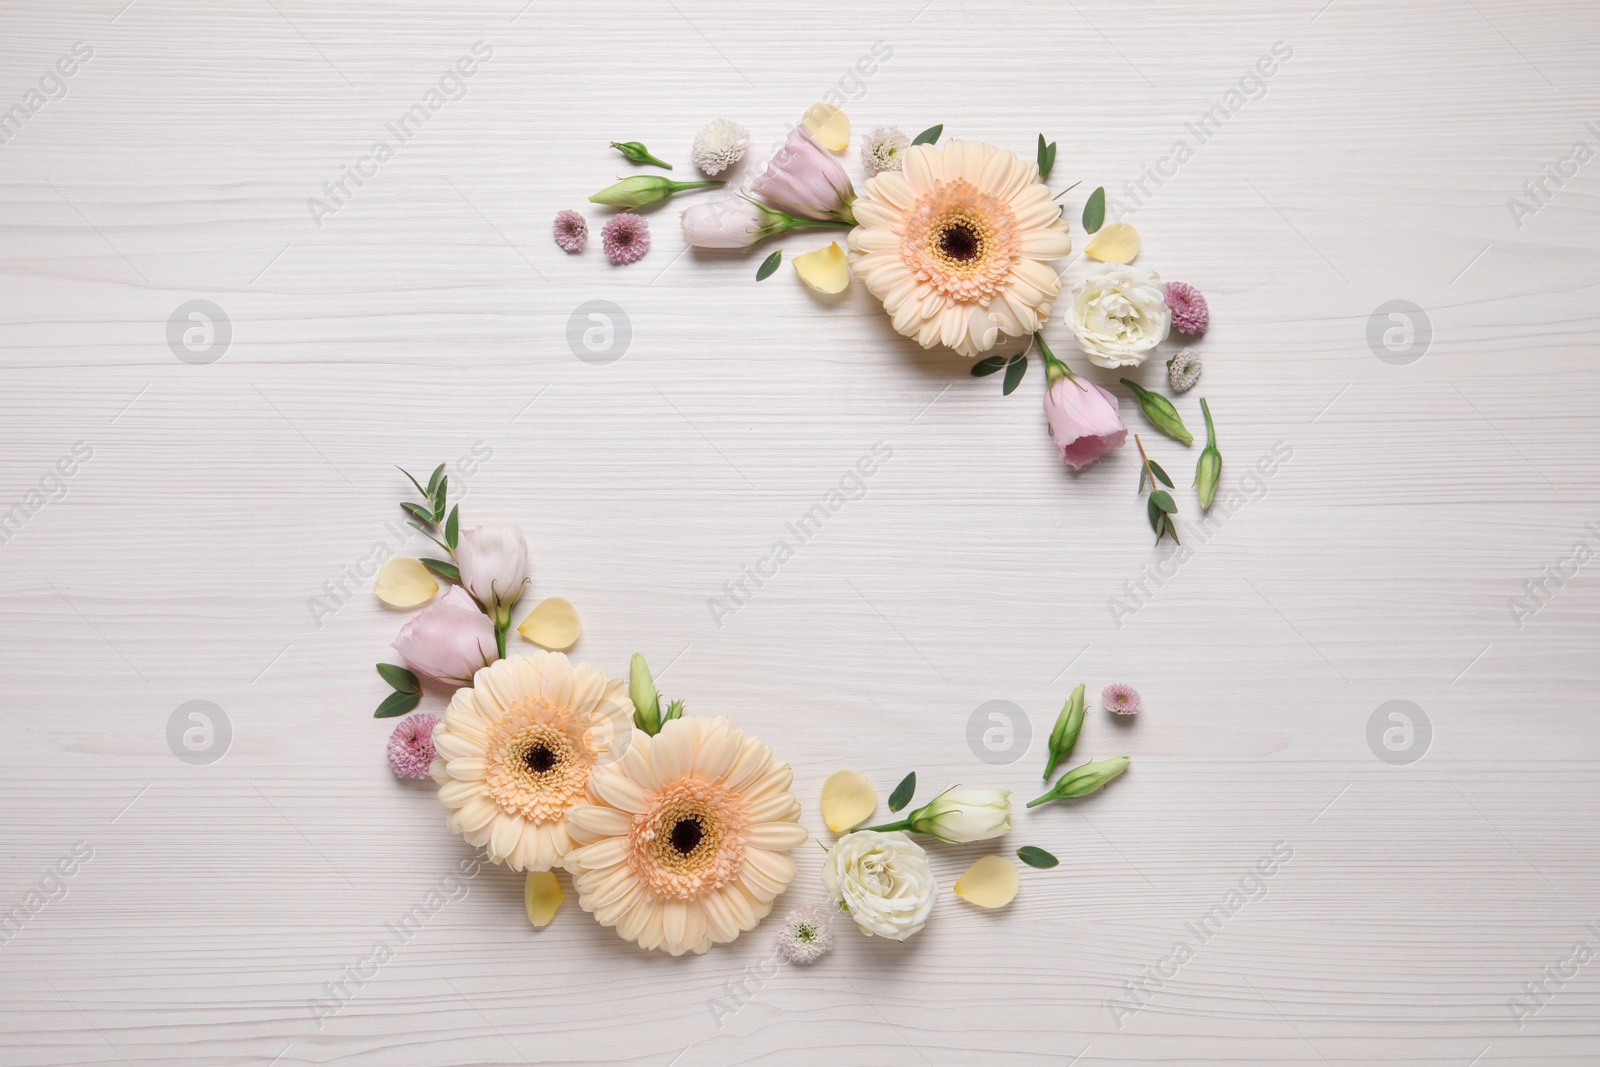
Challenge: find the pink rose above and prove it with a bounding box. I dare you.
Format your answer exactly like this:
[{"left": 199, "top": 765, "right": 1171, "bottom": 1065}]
[
  {"left": 392, "top": 586, "right": 496, "bottom": 686},
  {"left": 1045, "top": 376, "right": 1127, "bottom": 470},
  {"left": 751, "top": 126, "right": 856, "bottom": 223}
]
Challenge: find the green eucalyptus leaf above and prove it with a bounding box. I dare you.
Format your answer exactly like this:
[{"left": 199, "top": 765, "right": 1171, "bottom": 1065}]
[
  {"left": 421, "top": 557, "right": 460, "bottom": 582},
  {"left": 911, "top": 124, "right": 943, "bottom": 146},
  {"left": 1150, "top": 489, "right": 1177, "bottom": 514},
  {"left": 1149, "top": 461, "right": 1174, "bottom": 488},
  {"left": 1083, "top": 187, "right": 1106, "bottom": 233},
  {"left": 398, "top": 466, "right": 430, "bottom": 501},
  {"left": 425, "top": 463, "right": 446, "bottom": 498},
  {"left": 401, "top": 501, "right": 435, "bottom": 525},
  {"left": 756, "top": 249, "right": 782, "bottom": 281},
  {"left": 374, "top": 689, "right": 421, "bottom": 718},
  {"left": 1148, "top": 495, "right": 1164, "bottom": 533},
  {"left": 1037, "top": 136, "right": 1057, "bottom": 180},
  {"left": 445, "top": 505, "right": 460, "bottom": 550},
  {"left": 1002, "top": 353, "right": 1028, "bottom": 395},
  {"left": 971, "top": 355, "right": 1009, "bottom": 377},
  {"left": 1017, "top": 845, "right": 1060, "bottom": 869},
  {"left": 431, "top": 476, "right": 448, "bottom": 522},
  {"left": 376, "top": 662, "right": 420, "bottom": 694},
  {"left": 888, "top": 772, "right": 917, "bottom": 813}
]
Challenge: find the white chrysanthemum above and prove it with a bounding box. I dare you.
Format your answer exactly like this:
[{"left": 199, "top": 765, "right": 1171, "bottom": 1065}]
[
  {"left": 847, "top": 140, "right": 1073, "bottom": 358},
  {"left": 565, "top": 716, "right": 807, "bottom": 956},
  {"left": 429, "top": 652, "right": 632, "bottom": 872},
  {"left": 776, "top": 905, "right": 833, "bottom": 964},
  {"left": 691, "top": 119, "right": 750, "bottom": 177},
  {"left": 861, "top": 126, "right": 909, "bottom": 175}
]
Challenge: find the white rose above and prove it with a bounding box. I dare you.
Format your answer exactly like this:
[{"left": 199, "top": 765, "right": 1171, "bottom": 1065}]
[
  {"left": 1068, "top": 264, "right": 1171, "bottom": 368},
  {"left": 822, "top": 830, "right": 935, "bottom": 941}
]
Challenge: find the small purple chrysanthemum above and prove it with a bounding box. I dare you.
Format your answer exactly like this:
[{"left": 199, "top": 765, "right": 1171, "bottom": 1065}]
[
  {"left": 553, "top": 209, "right": 587, "bottom": 253},
  {"left": 388, "top": 713, "right": 441, "bottom": 779},
  {"left": 1165, "top": 281, "right": 1209, "bottom": 334},
  {"left": 776, "top": 905, "right": 832, "bottom": 964},
  {"left": 601, "top": 212, "right": 650, "bottom": 265},
  {"left": 1102, "top": 684, "right": 1141, "bottom": 716}
]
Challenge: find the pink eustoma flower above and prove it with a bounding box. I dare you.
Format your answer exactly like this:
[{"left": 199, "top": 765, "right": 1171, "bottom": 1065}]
[
  {"left": 751, "top": 126, "right": 856, "bottom": 223},
  {"left": 1039, "top": 338, "right": 1127, "bottom": 470},
  {"left": 392, "top": 586, "right": 496, "bottom": 687}
]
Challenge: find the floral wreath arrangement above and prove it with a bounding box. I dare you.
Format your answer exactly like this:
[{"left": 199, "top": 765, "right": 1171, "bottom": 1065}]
[
  {"left": 563, "top": 104, "right": 1222, "bottom": 542},
  {"left": 372, "top": 467, "right": 1137, "bottom": 956}
]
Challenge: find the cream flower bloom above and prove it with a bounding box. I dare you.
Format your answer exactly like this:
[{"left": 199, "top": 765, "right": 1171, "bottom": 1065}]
[
  {"left": 823, "top": 830, "right": 935, "bottom": 941},
  {"left": 429, "top": 652, "right": 632, "bottom": 872},
  {"left": 848, "top": 139, "right": 1072, "bottom": 358},
  {"left": 1068, "top": 264, "right": 1171, "bottom": 368},
  {"left": 565, "top": 716, "right": 807, "bottom": 956}
]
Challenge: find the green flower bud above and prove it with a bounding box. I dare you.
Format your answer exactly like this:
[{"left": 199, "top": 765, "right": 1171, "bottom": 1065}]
[
  {"left": 1026, "top": 756, "right": 1131, "bottom": 808},
  {"left": 629, "top": 652, "right": 660, "bottom": 735},
  {"left": 1043, "top": 683, "right": 1086, "bottom": 780},
  {"left": 1195, "top": 397, "right": 1222, "bottom": 510},
  {"left": 589, "top": 176, "right": 724, "bottom": 209},
  {"left": 609, "top": 141, "right": 672, "bottom": 169},
  {"left": 663, "top": 698, "right": 685, "bottom": 724},
  {"left": 1120, "top": 378, "right": 1192, "bottom": 445}
]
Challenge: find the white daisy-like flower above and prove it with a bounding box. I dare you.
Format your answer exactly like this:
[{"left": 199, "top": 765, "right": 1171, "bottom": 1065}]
[
  {"left": 847, "top": 139, "right": 1073, "bottom": 358},
  {"left": 861, "top": 126, "right": 909, "bottom": 175},
  {"left": 565, "top": 716, "right": 807, "bottom": 956},
  {"left": 429, "top": 652, "right": 633, "bottom": 872},
  {"left": 776, "top": 905, "right": 833, "bottom": 964},
  {"left": 691, "top": 119, "right": 750, "bottom": 177}
]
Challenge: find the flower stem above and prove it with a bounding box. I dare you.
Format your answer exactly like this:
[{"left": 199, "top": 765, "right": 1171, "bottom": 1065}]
[
  {"left": 1034, "top": 332, "right": 1086, "bottom": 391},
  {"left": 854, "top": 818, "right": 912, "bottom": 834},
  {"left": 494, "top": 624, "right": 507, "bottom": 661},
  {"left": 1024, "top": 791, "right": 1057, "bottom": 809}
]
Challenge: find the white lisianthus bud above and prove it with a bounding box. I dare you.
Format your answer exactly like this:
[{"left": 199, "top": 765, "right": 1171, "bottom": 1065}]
[
  {"left": 455, "top": 525, "right": 529, "bottom": 629},
  {"left": 904, "top": 787, "right": 1012, "bottom": 843},
  {"left": 680, "top": 198, "right": 794, "bottom": 250}
]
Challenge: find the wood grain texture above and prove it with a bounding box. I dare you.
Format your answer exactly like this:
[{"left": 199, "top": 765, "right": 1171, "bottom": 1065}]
[{"left": 2, "top": 0, "right": 1598, "bottom": 1063}]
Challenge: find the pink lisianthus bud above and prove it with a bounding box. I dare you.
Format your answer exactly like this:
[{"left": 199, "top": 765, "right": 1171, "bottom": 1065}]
[
  {"left": 751, "top": 126, "right": 856, "bottom": 224},
  {"left": 455, "top": 525, "right": 529, "bottom": 628},
  {"left": 392, "top": 586, "right": 497, "bottom": 686},
  {"left": 1045, "top": 376, "right": 1127, "bottom": 470},
  {"left": 680, "top": 198, "right": 794, "bottom": 249}
]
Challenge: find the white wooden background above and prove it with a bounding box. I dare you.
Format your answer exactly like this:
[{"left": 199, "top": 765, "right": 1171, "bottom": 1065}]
[{"left": 2, "top": 1, "right": 1597, "bottom": 1064}]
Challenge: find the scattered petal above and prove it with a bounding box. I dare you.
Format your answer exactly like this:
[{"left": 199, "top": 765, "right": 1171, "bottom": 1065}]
[
  {"left": 524, "top": 870, "right": 563, "bottom": 928},
  {"left": 954, "top": 854, "right": 1020, "bottom": 909},
  {"left": 375, "top": 556, "right": 439, "bottom": 609},
  {"left": 821, "top": 769, "right": 877, "bottom": 832},
  {"left": 802, "top": 103, "right": 851, "bottom": 153},
  {"left": 793, "top": 242, "right": 851, "bottom": 294},
  {"left": 1084, "top": 221, "right": 1141, "bottom": 263},
  {"left": 517, "top": 597, "right": 581, "bottom": 651}
]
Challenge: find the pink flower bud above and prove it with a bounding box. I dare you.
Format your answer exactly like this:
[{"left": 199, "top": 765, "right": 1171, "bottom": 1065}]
[
  {"left": 751, "top": 126, "right": 856, "bottom": 223},
  {"left": 1044, "top": 376, "right": 1127, "bottom": 470},
  {"left": 392, "top": 586, "right": 496, "bottom": 687}
]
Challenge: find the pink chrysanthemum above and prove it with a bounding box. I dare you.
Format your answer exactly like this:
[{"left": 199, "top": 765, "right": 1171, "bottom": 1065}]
[
  {"left": 388, "top": 713, "right": 441, "bottom": 779},
  {"left": 1102, "top": 684, "right": 1141, "bottom": 716},
  {"left": 1165, "top": 281, "right": 1209, "bottom": 334},
  {"left": 776, "top": 905, "right": 833, "bottom": 964},
  {"left": 553, "top": 209, "right": 587, "bottom": 253},
  {"left": 601, "top": 213, "right": 650, "bottom": 265}
]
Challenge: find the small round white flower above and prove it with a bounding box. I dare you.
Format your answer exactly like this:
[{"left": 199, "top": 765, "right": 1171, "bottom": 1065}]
[
  {"left": 691, "top": 119, "right": 750, "bottom": 177},
  {"left": 822, "top": 830, "right": 935, "bottom": 942},
  {"left": 1068, "top": 264, "right": 1171, "bottom": 369},
  {"left": 861, "top": 125, "right": 909, "bottom": 175}
]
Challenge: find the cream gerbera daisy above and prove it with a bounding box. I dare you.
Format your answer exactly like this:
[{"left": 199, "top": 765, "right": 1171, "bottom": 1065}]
[
  {"left": 847, "top": 139, "right": 1072, "bottom": 358},
  {"left": 565, "top": 716, "right": 807, "bottom": 956},
  {"left": 429, "top": 652, "right": 632, "bottom": 872}
]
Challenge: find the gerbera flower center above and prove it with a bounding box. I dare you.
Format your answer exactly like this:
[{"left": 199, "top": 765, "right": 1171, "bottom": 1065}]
[
  {"left": 670, "top": 817, "right": 705, "bottom": 855},
  {"left": 524, "top": 744, "right": 557, "bottom": 774},
  {"left": 483, "top": 701, "right": 595, "bottom": 824},
  {"left": 630, "top": 778, "right": 749, "bottom": 899},
  {"left": 900, "top": 179, "right": 1021, "bottom": 304},
  {"left": 937, "top": 219, "right": 982, "bottom": 263}
]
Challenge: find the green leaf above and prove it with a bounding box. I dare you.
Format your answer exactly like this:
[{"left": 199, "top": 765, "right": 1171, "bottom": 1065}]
[
  {"left": 401, "top": 501, "right": 435, "bottom": 526},
  {"left": 376, "top": 662, "right": 420, "bottom": 694},
  {"left": 431, "top": 476, "right": 448, "bottom": 522},
  {"left": 425, "top": 463, "right": 446, "bottom": 498},
  {"left": 1149, "top": 461, "right": 1174, "bottom": 488},
  {"left": 1017, "top": 845, "right": 1059, "bottom": 869},
  {"left": 971, "top": 355, "right": 1009, "bottom": 377},
  {"left": 888, "top": 772, "right": 916, "bottom": 813},
  {"left": 1083, "top": 186, "right": 1106, "bottom": 233},
  {"left": 911, "top": 124, "right": 943, "bottom": 146},
  {"left": 756, "top": 249, "right": 782, "bottom": 281},
  {"left": 1002, "top": 353, "right": 1028, "bottom": 396},
  {"left": 1147, "top": 495, "right": 1164, "bottom": 533},
  {"left": 1150, "top": 489, "right": 1177, "bottom": 514},
  {"left": 1165, "top": 515, "right": 1181, "bottom": 544},
  {"left": 445, "top": 505, "right": 459, "bottom": 551},
  {"left": 374, "top": 689, "right": 421, "bottom": 718},
  {"left": 398, "top": 466, "right": 430, "bottom": 501},
  {"left": 421, "top": 557, "right": 460, "bottom": 582},
  {"left": 1036, "top": 136, "right": 1057, "bottom": 180}
]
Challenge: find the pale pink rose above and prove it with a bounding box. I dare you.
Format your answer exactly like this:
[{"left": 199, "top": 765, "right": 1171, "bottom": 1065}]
[
  {"left": 1045, "top": 376, "right": 1127, "bottom": 470},
  {"left": 392, "top": 586, "right": 496, "bottom": 686},
  {"left": 751, "top": 126, "right": 856, "bottom": 223}
]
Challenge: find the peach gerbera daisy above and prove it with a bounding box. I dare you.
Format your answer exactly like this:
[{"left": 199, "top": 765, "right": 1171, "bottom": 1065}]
[
  {"left": 429, "top": 652, "right": 633, "bottom": 872},
  {"left": 564, "top": 716, "right": 807, "bottom": 956},
  {"left": 847, "top": 139, "right": 1072, "bottom": 357}
]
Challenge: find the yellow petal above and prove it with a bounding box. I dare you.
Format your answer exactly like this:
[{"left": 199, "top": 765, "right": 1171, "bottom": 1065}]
[
  {"left": 517, "top": 596, "right": 581, "bottom": 651},
  {"left": 374, "top": 556, "right": 438, "bottom": 609},
  {"left": 821, "top": 769, "right": 876, "bottom": 833},
  {"left": 1084, "top": 222, "right": 1140, "bottom": 263},
  {"left": 802, "top": 102, "right": 850, "bottom": 152},
  {"left": 794, "top": 242, "right": 851, "bottom": 295},
  {"left": 524, "top": 870, "right": 563, "bottom": 928},
  {"left": 954, "top": 855, "right": 1020, "bottom": 909}
]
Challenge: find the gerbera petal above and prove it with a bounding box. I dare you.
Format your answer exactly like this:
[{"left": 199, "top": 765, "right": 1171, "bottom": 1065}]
[
  {"left": 489, "top": 812, "right": 522, "bottom": 862},
  {"left": 618, "top": 738, "right": 663, "bottom": 792},
  {"left": 721, "top": 737, "right": 772, "bottom": 791},
  {"left": 903, "top": 143, "right": 943, "bottom": 192},
  {"left": 740, "top": 847, "right": 797, "bottom": 902},
  {"left": 747, "top": 821, "right": 808, "bottom": 850},
  {"left": 661, "top": 899, "right": 690, "bottom": 954},
  {"left": 1020, "top": 228, "right": 1073, "bottom": 258},
  {"left": 566, "top": 804, "right": 632, "bottom": 839},
  {"left": 438, "top": 778, "right": 485, "bottom": 807},
  {"left": 567, "top": 835, "right": 630, "bottom": 870},
  {"left": 448, "top": 794, "right": 497, "bottom": 834},
  {"left": 745, "top": 791, "right": 801, "bottom": 825},
  {"left": 592, "top": 771, "right": 651, "bottom": 813},
  {"left": 445, "top": 757, "right": 487, "bottom": 781}
]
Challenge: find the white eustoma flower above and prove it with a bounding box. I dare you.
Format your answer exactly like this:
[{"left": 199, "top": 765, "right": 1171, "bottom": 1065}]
[
  {"left": 822, "top": 830, "right": 935, "bottom": 941},
  {"left": 1068, "top": 264, "right": 1171, "bottom": 368},
  {"left": 455, "top": 525, "right": 529, "bottom": 628},
  {"left": 904, "top": 787, "right": 1011, "bottom": 843}
]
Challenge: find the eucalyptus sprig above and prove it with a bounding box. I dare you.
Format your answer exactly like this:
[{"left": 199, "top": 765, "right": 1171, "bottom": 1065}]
[
  {"left": 1135, "top": 435, "right": 1179, "bottom": 545},
  {"left": 398, "top": 463, "right": 460, "bottom": 580}
]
